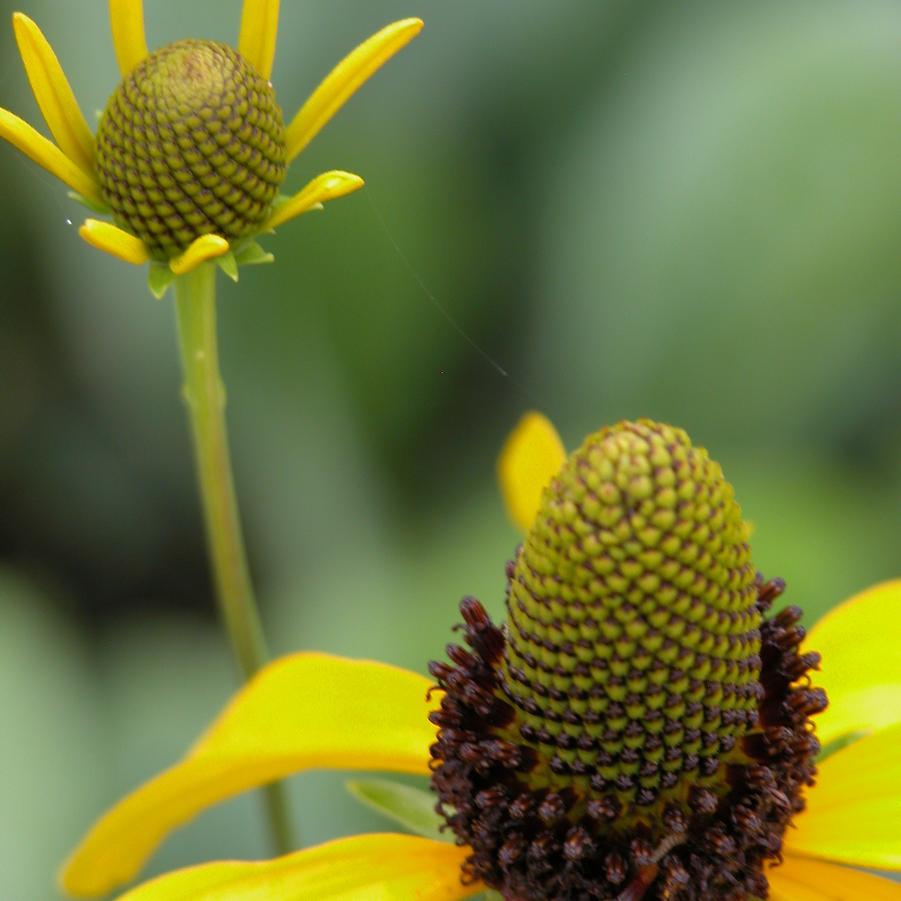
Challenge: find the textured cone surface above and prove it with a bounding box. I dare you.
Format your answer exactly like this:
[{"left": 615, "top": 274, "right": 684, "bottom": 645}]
[
  {"left": 96, "top": 40, "right": 287, "bottom": 257},
  {"left": 503, "top": 419, "right": 762, "bottom": 804}
]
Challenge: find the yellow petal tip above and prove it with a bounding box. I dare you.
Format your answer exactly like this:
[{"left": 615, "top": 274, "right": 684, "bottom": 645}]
[
  {"left": 169, "top": 235, "right": 230, "bottom": 275},
  {"left": 263, "top": 170, "right": 364, "bottom": 231},
  {"left": 286, "top": 17, "right": 425, "bottom": 161},
  {"left": 498, "top": 411, "right": 566, "bottom": 533},
  {"left": 11, "top": 12, "right": 96, "bottom": 176},
  {"left": 79, "top": 219, "right": 150, "bottom": 265},
  {"left": 0, "top": 107, "right": 102, "bottom": 204},
  {"left": 397, "top": 17, "right": 424, "bottom": 33}
]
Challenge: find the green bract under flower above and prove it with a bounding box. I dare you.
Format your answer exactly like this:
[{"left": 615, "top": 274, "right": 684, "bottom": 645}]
[{"left": 96, "top": 39, "right": 287, "bottom": 258}]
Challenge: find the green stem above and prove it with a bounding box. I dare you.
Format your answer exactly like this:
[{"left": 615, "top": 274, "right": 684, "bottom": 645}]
[{"left": 174, "top": 263, "right": 294, "bottom": 855}]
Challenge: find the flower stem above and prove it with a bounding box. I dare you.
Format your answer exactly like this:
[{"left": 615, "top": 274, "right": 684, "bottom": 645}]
[{"left": 173, "top": 263, "right": 294, "bottom": 855}]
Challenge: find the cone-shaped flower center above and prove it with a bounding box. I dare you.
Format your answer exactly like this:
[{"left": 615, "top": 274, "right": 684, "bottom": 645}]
[
  {"left": 503, "top": 421, "right": 762, "bottom": 811},
  {"left": 429, "top": 420, "right": 826, "bottom": 900},
  {"left": 95, "top": 40, "right": 287, "bottom": 258}
]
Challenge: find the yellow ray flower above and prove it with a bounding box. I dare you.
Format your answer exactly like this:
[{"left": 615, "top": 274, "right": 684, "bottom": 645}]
[
  {"left": 11, "top": 13, "right": 95, "bottom": 175},
  {"left": 114, "top": 835, "right": 478, "bottom": 901},
  {"left": 170, "top": 235, "right": 231, "bottom": 277},
  {"left": 60, "top": 415, "right": 901, "bottom": 899},
  {"left": 238, "top": 0, "right": 280, "bottom": 82},
  {"left": 109, "top": 0, "right": 149, "bottom": 76},
  {"left": 262, "top": 170, "right": 366, "bottom": 232},
  {"left": 1, "top": 2, "right": 423, "bottom": 286},
  {"left": 497, "top": 411, "right": 566, "bottom": 531},
  {"left": 285, "top": 18, "right": 425, "bottom": 162},
  {"left": 61, "top": 654, "right": 438, "bottom": 898},
  {"left": 78, "top": 219, "right": 150, "bottom": 266}
]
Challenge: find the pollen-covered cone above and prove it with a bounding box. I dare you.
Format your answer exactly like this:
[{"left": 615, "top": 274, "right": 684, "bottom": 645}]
[
  {"left": 503, "top": 419, "right": 763, "bottom": 801},
  {"left": 96, "top": 39, "right": 287, "bottom": 258}
]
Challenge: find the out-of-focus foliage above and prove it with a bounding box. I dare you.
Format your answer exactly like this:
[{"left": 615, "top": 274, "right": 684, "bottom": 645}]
[{"left": 0, "top": 1, "right": 898, "bottom": 897}]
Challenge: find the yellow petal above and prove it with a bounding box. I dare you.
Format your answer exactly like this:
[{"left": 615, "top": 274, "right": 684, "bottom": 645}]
[
  {"left": 769, "top": 854, "right": 901, "bottom": 901},
  {"left": 60, "top": 654, "right": 437, "bottom": 898},
  {"left": 169, "top": 235, "right": 230, "bottom": 275},
  {"left": 498, "top": 412, "right": 566, "bottom": 532},
  {"left": 79, "top": 219, "right": 150, "bottom": 265},
  {"left": 262, "top": 170, "right": 364, "bottom": 231},
  {"left": 285, "top": 18, "right": 424, "bottom": 163},
  {"left": 784, "top": 721, "right": 901, "bottom": 870},
  {"left": 12, "top": 13, "right": 95, "bottom": 176},
  {"left": 805, "top": 579, "right": 901, "bottom": 746},
  {"left": 114, "top": 834, "right": 478, "bottom": 901},
  {"left": 238, "top": 0, "right": 280, "bottom": 81},
  {"left": 0, "top": 107, "right": 102, "bottom": 205},
  {"left": 109, "top": 0, "right": 149, "bottom": 76}
]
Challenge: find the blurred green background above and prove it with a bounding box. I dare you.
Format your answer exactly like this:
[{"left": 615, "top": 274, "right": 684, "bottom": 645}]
[{"left": 1, "top": 1, "right": 899, "bottom": 898}]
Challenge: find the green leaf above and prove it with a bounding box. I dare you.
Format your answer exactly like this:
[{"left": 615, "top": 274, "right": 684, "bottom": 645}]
[
  {"left": 346, "top": 779, "right": 449, "bottom": 843},
  {"left": 819, "top": 730, "right": 867, "bottom": 763},
  {"left": 147, "top": 262, "right": 175, "bottom": 300},
  {"left": 67, "top": 190, "right": 111, "bottom": 215},
  {"left": 217, "top": 250, "right": 239, "bottom": 282},
  {"left": 234, "top": 240, "right": 275, "bottom": 267}
]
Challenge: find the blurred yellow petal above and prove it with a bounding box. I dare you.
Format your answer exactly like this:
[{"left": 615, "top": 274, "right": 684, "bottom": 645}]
[
  {"left": 60, "top": 654, "right": 437, "bottom": 898},
  {"left": 79, "top": 219, "right": 150, "bottom": 265},
  {"left": 115, "top": 834, "right": 479, "bottom": 901},
  {"left": 784, "top": 721, "right": 901, "bottom": 870},
  {"left": 769, "top": 854, "right": 901, "bottom": 901},
  {"left": 285, "top": 18, "right": 424, "bottom": 162},
  {"left": 263, "top": 170, "right": 364, "bottom": 230},
  {"left": 0, "top": 107, "right": 102, "bottom": 205},
  {"left": 109, "top": 0, "right": 148, "bottom": 76},
  {"left": 498, "top": 412, "right": 566, "bottom": 532},
  {"left": 805, "top": 579, "right": 901, "bottom": 746},
  {"left": 169, "top": 235, "right": 230, "bottom": 275},
  {"left": 12, "top": 13, "right": 95, "bottom": 176},
  {"left": 238, "top": 0, "right": 280, "bottom": 81}
]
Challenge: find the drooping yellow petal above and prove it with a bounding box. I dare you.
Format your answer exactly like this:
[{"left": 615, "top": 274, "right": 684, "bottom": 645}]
[
  {"left": 109, "top": 0, "right": 149, "bottom": 76},
  {"left": 12, "top": 14, "right": 95, "bottom": 176},
  {"left": 0, "top": 108, "right": 102, "bottom": 205},
  {"left": 60, "top": 654, "right": 437, "bottom": 898},
  {"left": 79, "top": 219, "right": 150, "bottom": 265},
  {"left": 238, "top": 0, "right": 280, "bottom": 81},
  {"left": 285, "top": 18, "right": 424, "bottom": 162},
  {"left": 769, "top": 854, "right": 901, "bottom": 901},
  {"left": 783, "top": 721, "right": 901, "bottom": 870},
  {"left": 262, "top": 170, "right": 364, "bottom": 231},
  {"left": 114, "top": 834, "right": 479, "bottom": 901},
  {"left": 169, "top": 235, "right": 230, "bottom": 275},
  {"left": 805, "top": 579, "right": 901, "bottom": 746},
  {"left": 498, "top": 412, "right": 566, "bottom": 532}
]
